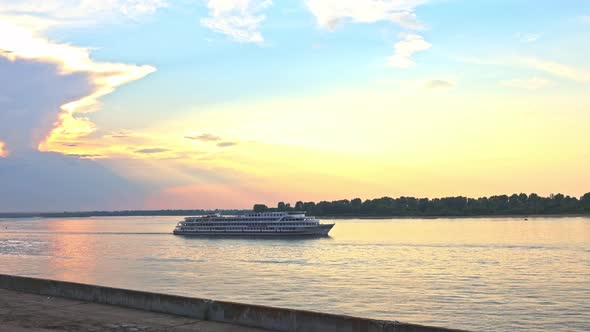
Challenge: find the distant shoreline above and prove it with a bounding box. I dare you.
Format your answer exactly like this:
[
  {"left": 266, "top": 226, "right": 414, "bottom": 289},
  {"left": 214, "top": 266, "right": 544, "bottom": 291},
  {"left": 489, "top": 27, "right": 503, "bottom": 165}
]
[
  {"left": 320, "top": 213, "right": 590, "bottom": 220},
  {"left": 0, "top": 210, "right": 249, "bottom": 219},
  {"left": 1, "top": 211, "right": 588, "bottom": 219}
]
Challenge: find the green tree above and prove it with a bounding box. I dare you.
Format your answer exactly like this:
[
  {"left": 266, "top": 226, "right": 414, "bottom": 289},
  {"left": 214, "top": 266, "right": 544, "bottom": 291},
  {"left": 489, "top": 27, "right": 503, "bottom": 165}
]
[
  {"left": 581, "top": 193, "right": 590, "bottom": 212},
  {"left": 254, "top": 192, "right": 589, "bottom": 217},
  {"left": 295, "top": 201, "right": 304, "bottom": 211},
  {"left": 253, "top": 204, "right": 268, "bottom": 212}
]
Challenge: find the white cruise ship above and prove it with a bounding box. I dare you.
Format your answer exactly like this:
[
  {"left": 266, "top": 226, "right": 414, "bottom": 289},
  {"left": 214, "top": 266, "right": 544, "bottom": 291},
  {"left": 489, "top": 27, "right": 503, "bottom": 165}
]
[{"left": 173, "top": 211, "right": 334, "bottom": 237}]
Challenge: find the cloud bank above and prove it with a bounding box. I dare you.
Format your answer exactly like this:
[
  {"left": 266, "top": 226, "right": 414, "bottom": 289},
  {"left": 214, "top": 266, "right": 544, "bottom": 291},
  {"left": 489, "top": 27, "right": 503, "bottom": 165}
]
[
  {"left": 185, "top": 133, "right": 222, "bottom": 142},
  {"left": 0, "top": 3, "right": 159, "bottom": 211},
  {"left": 306, "top": 0, "right": 426, "bottom": 30},
  {"left": 0, "top": 56, "right": 92, "bottom": 153},
  {"left": 514, "top": 56, "right": 590, "bottom": 83},
  {"left": 387, "top": 33, "right": 431, "bottom": 68},
  {"left": 217, "top": 141, "right": 238, "bottom": 147},
  {"left": 200, "top": 0, "right": 272, "bottom": 43},
  {"left": 0, "top": 0, "right": 167, "bottom": 31},
  {"left": 0, "top": 57, "right": 146, "bottom": 212},
  {"left": 0, "top": 141, "right": 7, "bottom": 157},
  {"left": 305, "top": 1, "right": 431, "bottom": 68},
  {"left": 135, "top": 148, "right": 170, "bottom": 154},
  {"left": 501, "top": 77, "right": 551, "bottom": 90}
]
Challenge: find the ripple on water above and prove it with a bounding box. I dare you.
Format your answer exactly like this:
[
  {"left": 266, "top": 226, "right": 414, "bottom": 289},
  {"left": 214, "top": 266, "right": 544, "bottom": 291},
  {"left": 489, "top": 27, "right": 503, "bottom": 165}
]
[{"left": 0, "top": 216, "right": 588, "bottom": 332}]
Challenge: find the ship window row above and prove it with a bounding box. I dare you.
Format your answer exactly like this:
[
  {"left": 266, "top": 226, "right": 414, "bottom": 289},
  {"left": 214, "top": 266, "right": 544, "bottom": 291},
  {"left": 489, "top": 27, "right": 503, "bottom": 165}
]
[
  {"left": 194, "top": 218, "right": 308, "bottom": 222},
  {"left": 185, "top": 223, "right": 313, "bottom": 226},
  {"left": 182, "top": 228, "right": 300, "bottom": 231},
  {"left": 183, "top": 225, "right": 307, "bottom": 229}
]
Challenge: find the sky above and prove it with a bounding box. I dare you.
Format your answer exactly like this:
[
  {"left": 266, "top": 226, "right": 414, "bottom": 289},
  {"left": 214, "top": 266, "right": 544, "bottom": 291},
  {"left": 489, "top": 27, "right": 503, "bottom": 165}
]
[{"left": 0, "top": 0, "right": 589, "bottom": 212}]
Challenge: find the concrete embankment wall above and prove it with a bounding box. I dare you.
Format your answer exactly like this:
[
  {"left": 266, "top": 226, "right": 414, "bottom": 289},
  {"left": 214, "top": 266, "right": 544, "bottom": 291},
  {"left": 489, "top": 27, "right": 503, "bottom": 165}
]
[{"left": 0, "top": 274, "right": 467, "bottom": 332}]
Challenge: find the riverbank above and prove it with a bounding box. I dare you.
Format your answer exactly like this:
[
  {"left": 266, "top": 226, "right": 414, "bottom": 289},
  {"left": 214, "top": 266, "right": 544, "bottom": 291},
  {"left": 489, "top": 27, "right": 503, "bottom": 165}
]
[
  {"left": 320, "top": 213, "right": 590, "bottom": 219},
  {"left": 0, "top": 274, "right": 467, "bottom": 332},
  {"left": 1, "top": 212, "right": 588, "bottom": 219},
  {"left": 0, "top": 288, "right": 267, "bottom": 332}
]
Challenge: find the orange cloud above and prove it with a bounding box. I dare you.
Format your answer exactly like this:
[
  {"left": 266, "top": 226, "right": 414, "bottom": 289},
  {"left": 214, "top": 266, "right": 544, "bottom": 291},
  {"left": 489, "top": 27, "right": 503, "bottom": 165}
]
[
  {"left": 0, "top": 21, "right": 155, "bottom": 154},
  {"left": 0, "top": 141, "right": 7, "bottom": 157}
]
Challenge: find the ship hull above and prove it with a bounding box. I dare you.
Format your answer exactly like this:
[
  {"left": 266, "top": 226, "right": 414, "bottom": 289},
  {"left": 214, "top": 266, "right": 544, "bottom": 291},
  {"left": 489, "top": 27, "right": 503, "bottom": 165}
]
[{"left": 173, "top": 224, "right": 334, "bottom": 237}]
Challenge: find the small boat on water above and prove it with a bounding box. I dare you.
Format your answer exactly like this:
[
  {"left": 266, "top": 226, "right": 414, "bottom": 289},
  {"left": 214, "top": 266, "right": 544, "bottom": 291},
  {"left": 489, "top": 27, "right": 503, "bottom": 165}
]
[{"left": 173, "top": 211, "right": 334, "bottom": 237}]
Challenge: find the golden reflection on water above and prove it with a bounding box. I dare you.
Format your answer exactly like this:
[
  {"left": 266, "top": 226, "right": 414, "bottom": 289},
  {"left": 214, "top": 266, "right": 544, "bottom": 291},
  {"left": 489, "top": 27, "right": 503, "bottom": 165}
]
[
  {"left": 0, "top": 216, "right": 588, "bottom": 332},
  {"left": 331, "top": 217, "right": 589, "bottom": 246},
  {"left": 45, "top": 219, "right": 99, "bottom": 284}
]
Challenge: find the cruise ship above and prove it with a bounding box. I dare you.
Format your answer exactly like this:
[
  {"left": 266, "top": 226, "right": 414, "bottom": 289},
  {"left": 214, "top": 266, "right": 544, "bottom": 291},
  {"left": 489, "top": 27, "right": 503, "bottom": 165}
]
[{"left": 173, "top": 211, "right": 334, "bottom": 237}]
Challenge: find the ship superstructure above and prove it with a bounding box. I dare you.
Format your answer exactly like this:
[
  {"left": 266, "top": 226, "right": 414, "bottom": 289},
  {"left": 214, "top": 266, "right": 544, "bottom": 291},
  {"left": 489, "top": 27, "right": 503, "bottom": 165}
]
[{"left": 173, "top": 211, "right": 334, "bottom": 236}]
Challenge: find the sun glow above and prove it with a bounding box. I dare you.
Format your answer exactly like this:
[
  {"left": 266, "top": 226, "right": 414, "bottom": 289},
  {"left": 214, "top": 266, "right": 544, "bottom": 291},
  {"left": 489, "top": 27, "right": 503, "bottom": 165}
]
[{"left": 0, "top": 141, "right": 8, "bottom": 157}]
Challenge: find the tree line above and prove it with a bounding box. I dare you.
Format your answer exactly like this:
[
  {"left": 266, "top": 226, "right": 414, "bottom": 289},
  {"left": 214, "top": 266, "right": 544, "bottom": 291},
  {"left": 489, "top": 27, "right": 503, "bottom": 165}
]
[{"left": 254, "top": 193, "right": 590, "bottom": 217}]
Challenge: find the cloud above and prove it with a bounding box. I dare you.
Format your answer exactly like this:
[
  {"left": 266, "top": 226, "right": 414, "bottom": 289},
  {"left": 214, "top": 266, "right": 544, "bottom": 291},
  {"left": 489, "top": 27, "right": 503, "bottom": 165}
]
[
  {"left": 386, "top": 33, "right": 431, "bottom": 68},
  {"left": 110, "top": 131, "right": 133, "bottom": 138},
  {"left": 0, "top": 151, "right": 145, "bottom": 212},
  {"left": 425, "top": 79, "right": 454, "bottom": 90},
  {"left": 501, "top": 77, "right": 551, "bottom": 90},
  {"left": 0, "top": 21, "right": 156, "bottom": 153},
  {"left": 582, "top": 15, "right": 590, "bottom": 24},
  {"left": 217, "top": 141, "right": 238, "bottom": 147},
  {"left": 306, "top": 0, "right": 427, "bottom": 30},
  {"left": 65, "top": 153, "right": 104, "bottom": 159},
  {"left": 0, "top": 56, "right": 148, "bottom": 211},
  {"left": 185, "top": 133, "right": 222, "bottom": 141},
  {"left": 0, "top": 56, "right": 93, "bottom": 152},
  {"left": 0, "top": 1, "right": 167, "bottom": 31},
  {"left": 516, "top": 33, "right": 540, "bottom": 43},
  {"left": 0, "top": 4, "right": 159, "bottom": 211},
  {"left": 463, "top": 55, "right": 590, "bottom": 83},
  {"left": 393, "top": 78, "right": 455, "bottom": 95},
  {"left": 135, "top": 148, "right": 169, "bottom": 154},
  {"left": 513, "top": 56, "right": 590, "bottom": 82},
  {"left": 200, "top": 0, "right": 272, "bottom": 43},
  {"left": 0, "top": 141, "right": 7, "bottom": 158},
  {"left": 184, "top": 133, "right": 239, "bottom": 148}
]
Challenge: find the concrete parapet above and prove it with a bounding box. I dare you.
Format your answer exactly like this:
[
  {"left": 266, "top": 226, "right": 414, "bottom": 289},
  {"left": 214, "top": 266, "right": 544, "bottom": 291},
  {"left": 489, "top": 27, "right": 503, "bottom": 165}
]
[{"left": 0, "top": 274, "right": 468, "bottom": 332}]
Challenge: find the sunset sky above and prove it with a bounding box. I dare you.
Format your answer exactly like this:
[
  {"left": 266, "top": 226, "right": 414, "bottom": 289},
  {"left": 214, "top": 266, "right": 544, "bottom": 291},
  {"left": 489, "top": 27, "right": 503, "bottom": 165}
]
[{"left": 0, "top": 0, "right": 589, "bottom": 211}]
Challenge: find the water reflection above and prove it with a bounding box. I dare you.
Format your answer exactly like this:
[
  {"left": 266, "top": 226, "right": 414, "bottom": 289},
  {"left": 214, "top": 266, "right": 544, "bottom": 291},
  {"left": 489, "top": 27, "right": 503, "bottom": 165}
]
[{"left": 0, "top": 216, "right": 588, "bottom": 331}]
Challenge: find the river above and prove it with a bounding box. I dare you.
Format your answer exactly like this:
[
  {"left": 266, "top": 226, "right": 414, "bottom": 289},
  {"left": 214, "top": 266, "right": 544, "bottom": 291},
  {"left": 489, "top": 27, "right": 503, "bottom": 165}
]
[{"left": 0, "top": 216, "right": 588, "bottom": 331}]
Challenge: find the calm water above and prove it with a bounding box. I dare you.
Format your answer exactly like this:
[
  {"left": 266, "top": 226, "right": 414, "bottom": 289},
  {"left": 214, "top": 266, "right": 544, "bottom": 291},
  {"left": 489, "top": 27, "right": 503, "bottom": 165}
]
[{"left": 0, "top": 216, "right": 588, "bottom": 331}]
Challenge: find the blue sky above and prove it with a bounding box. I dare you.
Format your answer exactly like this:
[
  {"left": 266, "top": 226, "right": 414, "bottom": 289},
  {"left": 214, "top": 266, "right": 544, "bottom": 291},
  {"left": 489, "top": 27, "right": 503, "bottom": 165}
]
[
  {"left": 41, "top": 0, "right": 590, "bottom": 129},
  {"left": 0, "top": 0, "right": 589, "bottom": 211}
]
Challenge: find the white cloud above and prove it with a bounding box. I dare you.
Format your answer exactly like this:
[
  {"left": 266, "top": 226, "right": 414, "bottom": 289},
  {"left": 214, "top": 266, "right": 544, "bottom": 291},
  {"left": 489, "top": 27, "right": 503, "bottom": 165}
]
[
  {"left": 0, "top": 1, "right": 158, "bottom": 153},
  {"left": 514, "top": 56, "right": 590, "bottom": 82},
  {"left": 0, "top": 55, "right": 150, "bottom": 211},
  {"left": 386, "top": 33, "right": 431, "bottom": 68},
  {"left": 393, "top": 78, "right": 455, "bottom": 95},
  {"left": 0, "top": 0, "right": 167, "bottom": 31},
  {"left": 582, "top": 15, "right": 590, "bottom": 24},
  {"left": 200, "top": 0, "right": 272, "bottom": 43},
  {"left": 463, "top": 55, "right": 590, "bottom": 83},
  {"left": 306, "top": 0, "right": 427, "bottom": 30},
  {"left": 425, "top": 79, "right": 455, "bottom": 90},
  {"left": 501, "top": 77, "right": 551, "bottom": 90},
  {"left": 516, "top": 33, "right": 540, "bottom": 43},
  {"left": 0, "top": 2, "right": 161, "bottom": 211}
]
